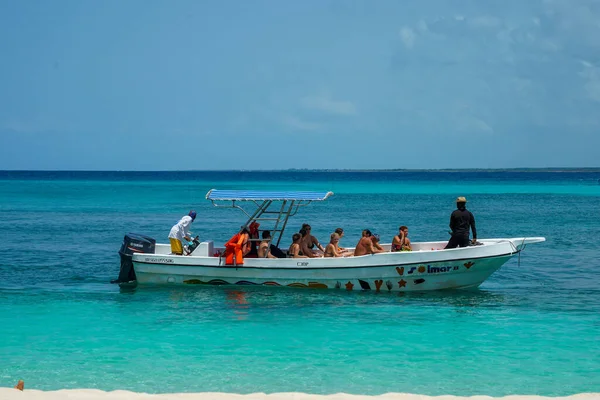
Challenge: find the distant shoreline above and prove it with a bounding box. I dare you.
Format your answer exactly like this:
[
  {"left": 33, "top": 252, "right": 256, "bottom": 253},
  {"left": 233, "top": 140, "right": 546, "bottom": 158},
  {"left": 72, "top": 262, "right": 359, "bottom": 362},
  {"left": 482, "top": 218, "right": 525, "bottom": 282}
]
[{"left": 1, "top": 168, "right": 600, "bottom": 173}]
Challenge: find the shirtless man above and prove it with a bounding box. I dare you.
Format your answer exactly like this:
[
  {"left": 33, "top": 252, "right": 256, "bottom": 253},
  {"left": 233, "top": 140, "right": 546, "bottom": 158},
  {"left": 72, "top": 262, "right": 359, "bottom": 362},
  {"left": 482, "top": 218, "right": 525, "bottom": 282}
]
[
  {"left": 354, "top": 229, "right": 386, "bottom": 256},
  {"left": 258, "top": 230, "right": 277, "bottom": 258},
  {"left": 299, "top": 228, "right": 319, "bottom": 258}
]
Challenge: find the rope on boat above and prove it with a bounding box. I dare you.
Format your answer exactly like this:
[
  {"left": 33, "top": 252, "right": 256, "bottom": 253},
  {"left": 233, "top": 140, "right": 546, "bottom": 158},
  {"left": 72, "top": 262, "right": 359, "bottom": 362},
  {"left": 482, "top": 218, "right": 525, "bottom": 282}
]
[{"left": 517, "top": 237, "right": 527, "bottom": 268}]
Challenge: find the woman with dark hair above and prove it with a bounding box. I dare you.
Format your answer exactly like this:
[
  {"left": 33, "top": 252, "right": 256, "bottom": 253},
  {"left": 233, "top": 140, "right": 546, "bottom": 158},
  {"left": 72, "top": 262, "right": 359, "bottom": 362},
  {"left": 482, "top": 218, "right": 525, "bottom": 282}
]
[
  {"left": 223, "top": 226, "right": 251, "bottom": 265},
  {"left": 301, "top": 224, "right": 325, "bottom": 253}
]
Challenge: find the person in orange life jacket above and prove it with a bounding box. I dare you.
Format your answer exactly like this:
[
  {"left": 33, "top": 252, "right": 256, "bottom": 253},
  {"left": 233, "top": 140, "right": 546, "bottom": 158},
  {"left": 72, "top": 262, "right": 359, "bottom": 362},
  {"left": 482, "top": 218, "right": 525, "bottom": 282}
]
[
  {"left": 168, "top": 210, "right": 197, "bottom": 255},
  {"left": 445, "top": 196, "right": 477, "bottom": 249},
  {"left": 224, "top": 227, "right": 251, "bottom": 265}
]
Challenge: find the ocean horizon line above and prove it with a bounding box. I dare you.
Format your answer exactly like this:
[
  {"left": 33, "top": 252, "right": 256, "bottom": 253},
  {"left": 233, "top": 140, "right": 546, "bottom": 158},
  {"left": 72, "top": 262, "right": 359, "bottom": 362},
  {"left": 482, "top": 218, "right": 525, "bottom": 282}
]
[{"left": 1, "top": 167, "right": 600, "bottom": 173}]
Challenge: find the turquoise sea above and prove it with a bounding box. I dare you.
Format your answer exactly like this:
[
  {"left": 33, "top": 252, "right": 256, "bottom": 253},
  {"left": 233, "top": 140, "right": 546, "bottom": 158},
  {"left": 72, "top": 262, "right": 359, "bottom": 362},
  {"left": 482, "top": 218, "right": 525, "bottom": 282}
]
[{"left": 1, "top": 171, "right": 600, "bottom": 396}]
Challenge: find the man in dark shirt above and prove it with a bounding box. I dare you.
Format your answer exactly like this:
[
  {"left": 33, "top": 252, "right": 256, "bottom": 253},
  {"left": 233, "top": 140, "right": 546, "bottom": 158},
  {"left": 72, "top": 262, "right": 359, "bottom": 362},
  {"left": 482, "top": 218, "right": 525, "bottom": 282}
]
[{"left": 444, "top": 196, "right": 477, "bottom": 249}]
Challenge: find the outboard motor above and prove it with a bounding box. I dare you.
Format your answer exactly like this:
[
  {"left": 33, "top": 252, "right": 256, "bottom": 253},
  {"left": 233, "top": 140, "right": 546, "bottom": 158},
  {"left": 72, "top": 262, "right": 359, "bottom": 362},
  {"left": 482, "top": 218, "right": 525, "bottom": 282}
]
[{"left": 112, "top": 233, "right": 156, "bottom": 285}]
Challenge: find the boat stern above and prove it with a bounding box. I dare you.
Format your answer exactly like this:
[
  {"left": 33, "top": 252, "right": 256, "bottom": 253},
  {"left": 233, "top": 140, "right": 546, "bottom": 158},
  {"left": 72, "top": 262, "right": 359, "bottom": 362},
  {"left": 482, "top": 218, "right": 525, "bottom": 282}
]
[{"left": 111, "top": 233, "right": 156, "bottom": 286}]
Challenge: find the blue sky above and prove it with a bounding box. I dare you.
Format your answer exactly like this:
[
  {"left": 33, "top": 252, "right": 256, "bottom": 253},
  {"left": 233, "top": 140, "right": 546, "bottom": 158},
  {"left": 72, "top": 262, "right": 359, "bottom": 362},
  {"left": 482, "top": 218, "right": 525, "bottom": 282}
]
[{"left": 1, "top": 0, "right": 599, "bottom": 170}]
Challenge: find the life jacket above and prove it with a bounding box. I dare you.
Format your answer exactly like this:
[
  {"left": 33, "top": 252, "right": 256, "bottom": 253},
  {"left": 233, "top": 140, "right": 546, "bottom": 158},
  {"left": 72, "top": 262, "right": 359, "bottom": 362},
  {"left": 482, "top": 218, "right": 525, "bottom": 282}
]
[{"left": 224, "top": 233, "right": 249, "bottom": 265}]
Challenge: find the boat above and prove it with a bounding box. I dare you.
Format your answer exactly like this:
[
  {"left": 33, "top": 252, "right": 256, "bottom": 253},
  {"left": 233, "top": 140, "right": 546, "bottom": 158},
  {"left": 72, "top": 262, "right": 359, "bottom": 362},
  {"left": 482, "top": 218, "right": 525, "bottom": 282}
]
[{"left": 113, "top": 189, "right": 545, "bottom": 292}]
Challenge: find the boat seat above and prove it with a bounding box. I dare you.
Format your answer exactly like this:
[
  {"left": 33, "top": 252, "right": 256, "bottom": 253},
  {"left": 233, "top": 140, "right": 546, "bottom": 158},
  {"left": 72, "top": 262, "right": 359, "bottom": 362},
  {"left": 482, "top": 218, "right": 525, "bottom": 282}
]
[{"left": 191, "top": 240, "right": 214, "bottom": 257}]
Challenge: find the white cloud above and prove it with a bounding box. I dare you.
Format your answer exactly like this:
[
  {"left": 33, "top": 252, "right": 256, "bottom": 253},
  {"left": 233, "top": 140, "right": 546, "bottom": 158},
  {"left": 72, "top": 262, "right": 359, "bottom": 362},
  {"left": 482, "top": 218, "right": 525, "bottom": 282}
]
[
  {"left": 300, "top": 94, "right": 357, "bottom": 116},
  {"left": 399, "top": 27, "right": 416, "bottom": 49},
  {"left": 457, "top": 116, "right": 494, "bottom": 135},
  {"left": 468, "top": 16, "right": 502, "bottom": 29},
  {"left": 280, "top": 114, "right": 322, "bottom": 132},
  {"left": 417, "top": 20, "right": 428, "bottom": 33}
]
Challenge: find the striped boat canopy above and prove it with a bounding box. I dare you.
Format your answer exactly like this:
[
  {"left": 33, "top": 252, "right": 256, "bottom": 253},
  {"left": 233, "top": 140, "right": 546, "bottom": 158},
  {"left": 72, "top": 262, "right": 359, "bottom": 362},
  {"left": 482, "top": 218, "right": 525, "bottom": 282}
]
[{"left": 206, "top": 189, "right": 333, "bottom": 201}]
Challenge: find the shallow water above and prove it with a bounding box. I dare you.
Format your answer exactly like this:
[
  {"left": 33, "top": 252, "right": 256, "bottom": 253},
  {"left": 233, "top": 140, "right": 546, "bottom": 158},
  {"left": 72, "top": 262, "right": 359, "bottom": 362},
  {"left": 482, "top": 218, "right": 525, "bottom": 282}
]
[{"left": 1, "top": 171, "right": 599, "bottom": 395}]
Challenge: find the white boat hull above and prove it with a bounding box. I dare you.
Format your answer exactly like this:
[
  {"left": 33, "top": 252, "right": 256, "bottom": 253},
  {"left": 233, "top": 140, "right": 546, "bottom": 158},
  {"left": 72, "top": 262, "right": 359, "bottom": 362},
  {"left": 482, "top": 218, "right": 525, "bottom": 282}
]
[{"left": 130, "top": 238, "right": 544, "bottom": 292}]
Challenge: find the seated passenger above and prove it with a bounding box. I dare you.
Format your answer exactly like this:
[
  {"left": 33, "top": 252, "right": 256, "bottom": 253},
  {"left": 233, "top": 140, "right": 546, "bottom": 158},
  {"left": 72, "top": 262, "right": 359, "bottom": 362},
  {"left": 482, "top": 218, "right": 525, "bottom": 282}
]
[
  {"left": 301, "top": 223, "right": 325, "bottom": 252},
  {"left": 288, "top": 233, "right": 308, "bottom": 258},
  {"left": 392, "top": 226, "right": 412, "bottom": 252},
  {"left": 258, "top": 230, "right": 277, "bottom": 258},
  {"left": 223, "top": 227, "right": 251, "bottom": 265},
  {"left": 246, "top": 221, "right": 260, "bottom": 257},
  {"left": 299, "top": 228, "right": 319, "bottom": 258},
  {"left": 324, "top": 233, "right": 344, "bottom": 257},
  {"left": 354, "top": 229, "right": 386, "bottom": 256},
  {"left": 269, "top": 243, "right": 287, "bottom": 258},
  {"left": 334, "top": 227, "right": 346, "bottom": 251},
  {"left": 372, "top": 233, "right": 385, "bottom": 252}
]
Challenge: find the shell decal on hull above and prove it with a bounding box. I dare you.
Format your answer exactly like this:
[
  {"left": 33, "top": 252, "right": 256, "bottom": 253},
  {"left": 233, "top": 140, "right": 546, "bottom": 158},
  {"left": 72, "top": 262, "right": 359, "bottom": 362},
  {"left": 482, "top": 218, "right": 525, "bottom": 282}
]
[
  {"left": 386, "top": 280, "right": 393, "bottom": 291},
  {"left": 335, "top": 281, "right": 341, "bottom": 289}
]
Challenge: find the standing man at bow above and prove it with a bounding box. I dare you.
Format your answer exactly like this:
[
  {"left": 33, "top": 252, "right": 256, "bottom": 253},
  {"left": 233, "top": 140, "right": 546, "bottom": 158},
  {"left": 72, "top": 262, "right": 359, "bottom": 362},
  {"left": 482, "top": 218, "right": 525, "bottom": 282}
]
[{"left": 445, "top": 197, "right": 477, "bottom": 249}]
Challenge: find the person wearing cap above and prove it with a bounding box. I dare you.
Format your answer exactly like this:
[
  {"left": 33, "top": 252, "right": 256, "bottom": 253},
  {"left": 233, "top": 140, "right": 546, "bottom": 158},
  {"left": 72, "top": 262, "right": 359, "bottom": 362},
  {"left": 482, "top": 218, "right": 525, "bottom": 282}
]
[
  {"left": 445, "top": 197, "right": 477, "bottom": 249},
  {"left": 168, "top": 210, "right": 197, "bottom": 255},
  {"left": 354, "top": 229, "right": 386, "bottom": 256}
]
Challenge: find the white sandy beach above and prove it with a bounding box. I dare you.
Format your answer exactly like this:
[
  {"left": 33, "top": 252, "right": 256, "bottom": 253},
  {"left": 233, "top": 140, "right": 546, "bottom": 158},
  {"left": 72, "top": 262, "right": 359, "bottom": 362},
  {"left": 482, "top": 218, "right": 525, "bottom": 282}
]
[{"left": 1, "top": 390, "right": 599, "bottom": 400}]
